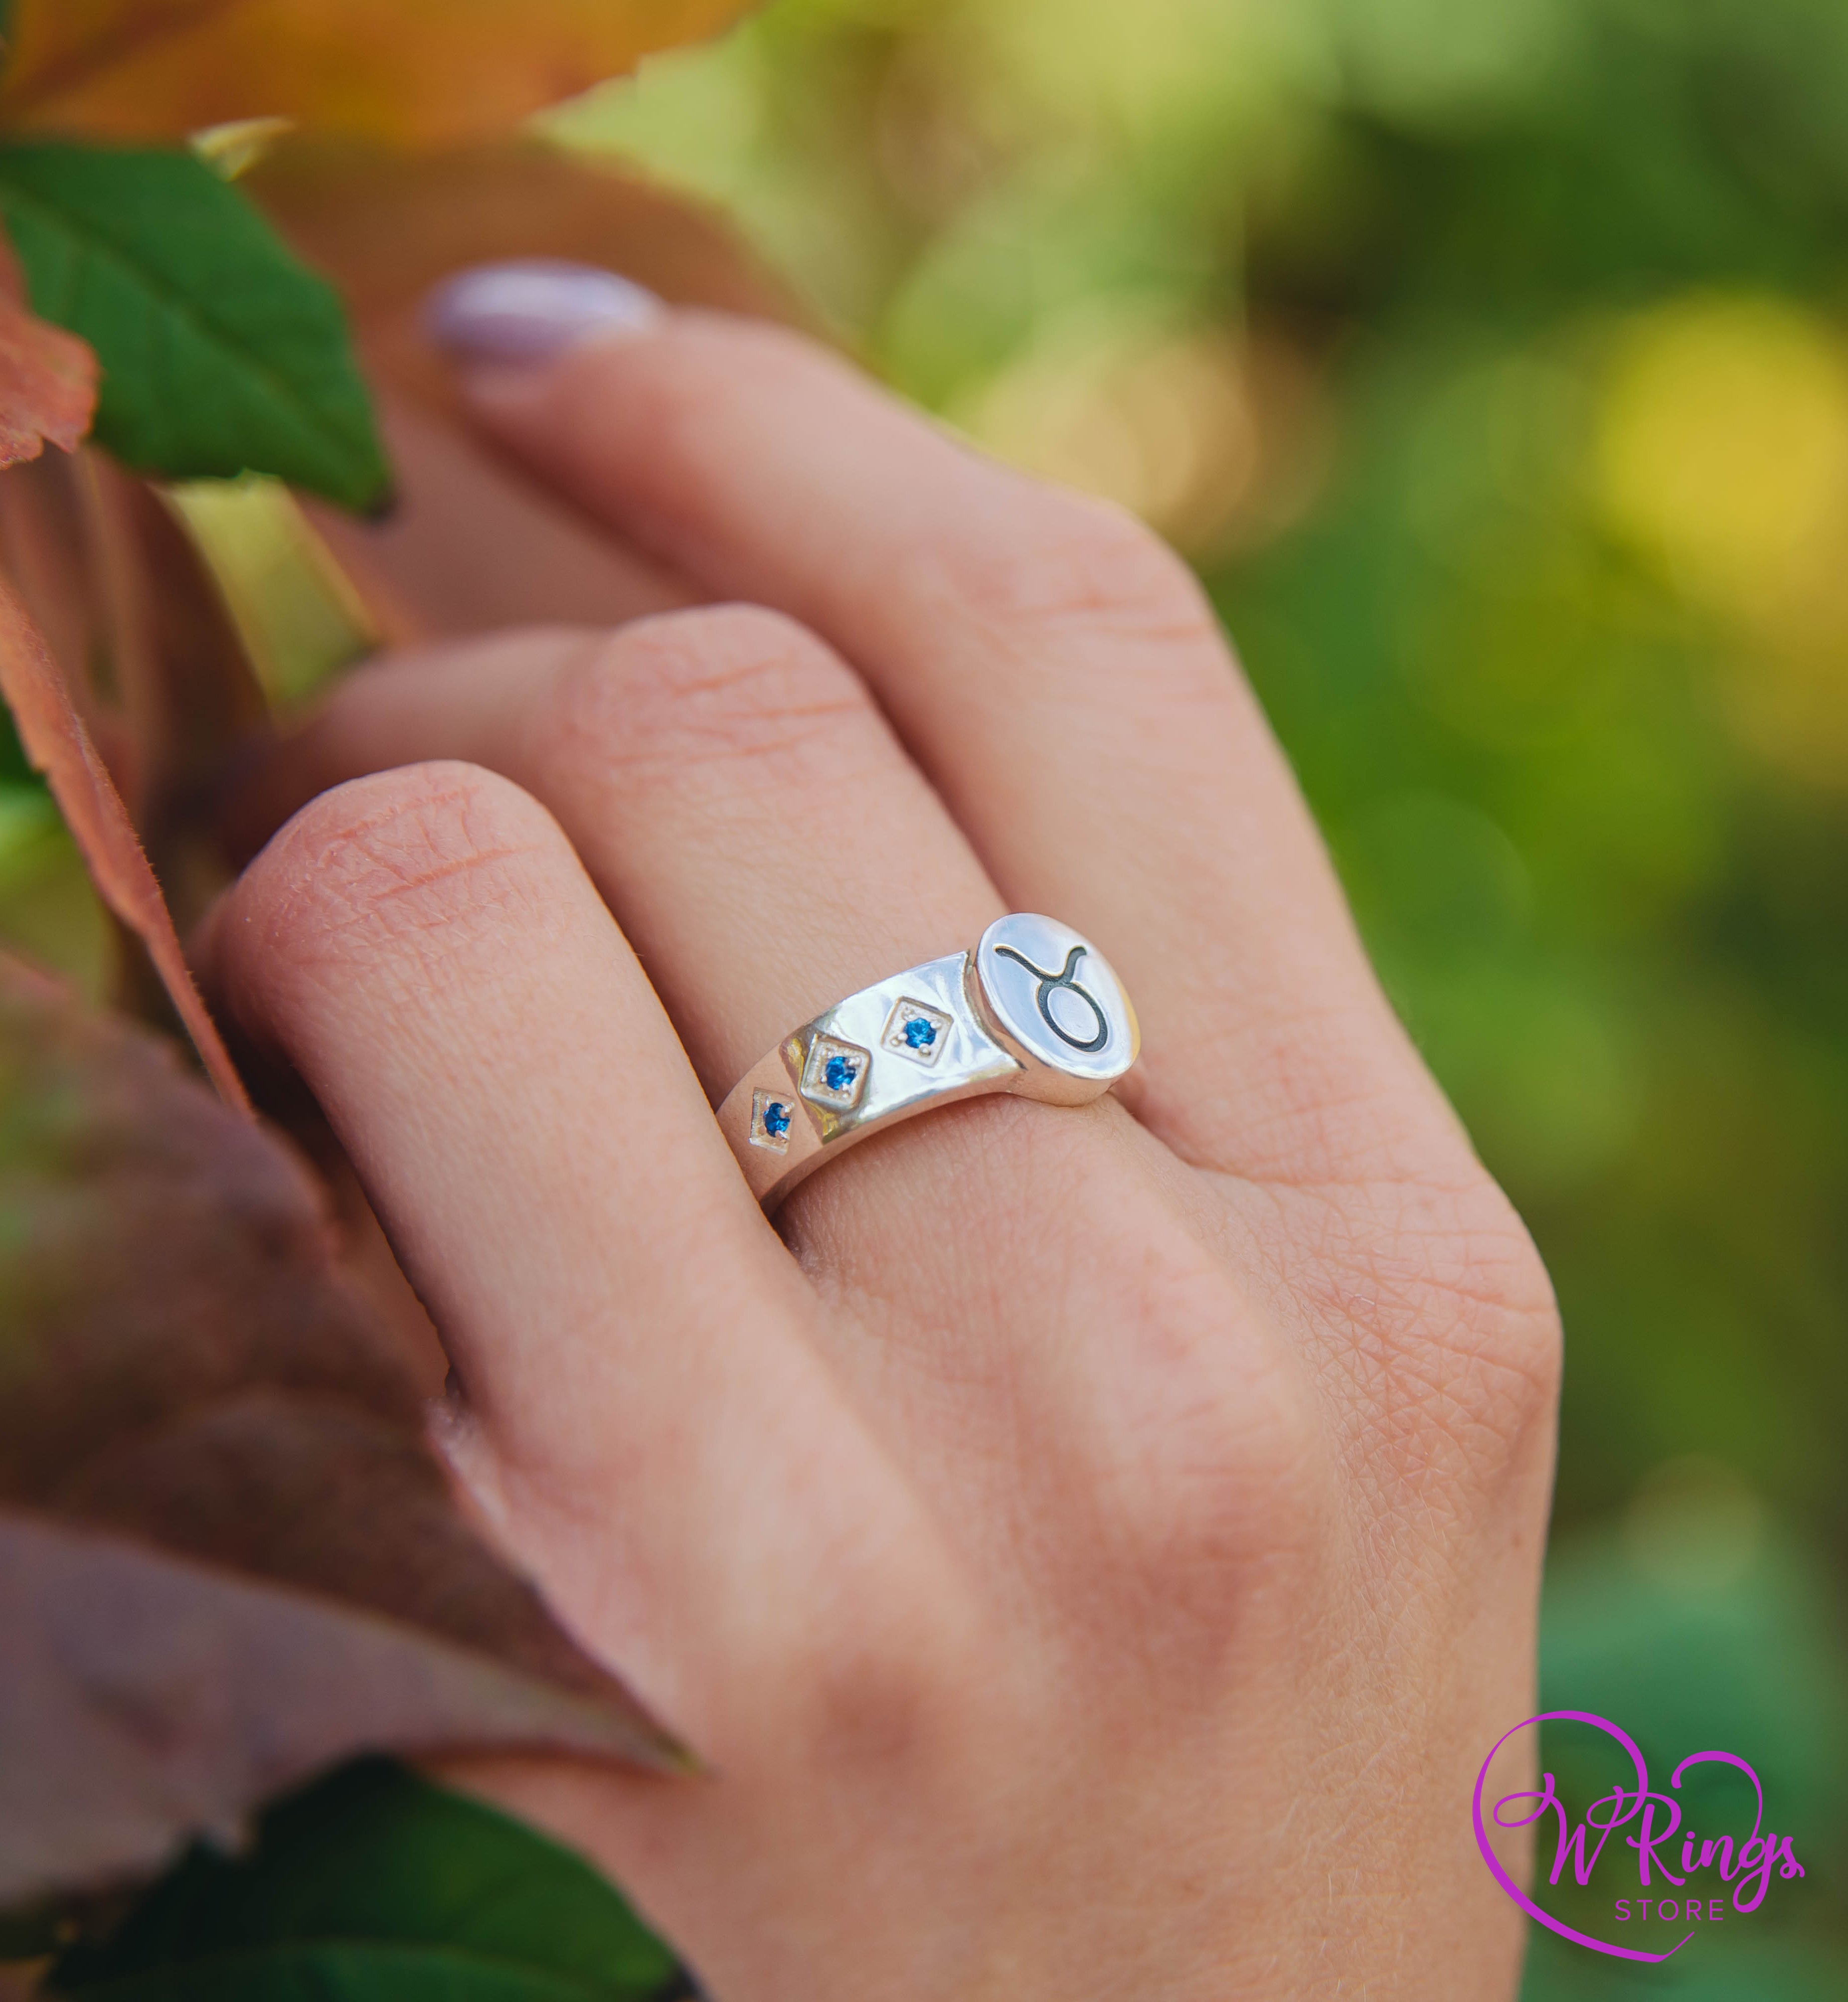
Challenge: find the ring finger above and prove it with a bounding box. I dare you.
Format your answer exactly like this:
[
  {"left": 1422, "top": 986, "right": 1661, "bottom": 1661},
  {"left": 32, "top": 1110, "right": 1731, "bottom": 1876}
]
[
  {"left": 233, "top": 607, "right": 1205, "bottom": 1505},
  {"left": 241, "top": 605, "right": 1006, "bottom": 1103}
]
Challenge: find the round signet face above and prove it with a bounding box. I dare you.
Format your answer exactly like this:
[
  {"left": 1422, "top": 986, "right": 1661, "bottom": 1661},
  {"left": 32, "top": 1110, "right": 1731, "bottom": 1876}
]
[{"left": 974, "top": 914, "right": 1138, "bottom": 1094}]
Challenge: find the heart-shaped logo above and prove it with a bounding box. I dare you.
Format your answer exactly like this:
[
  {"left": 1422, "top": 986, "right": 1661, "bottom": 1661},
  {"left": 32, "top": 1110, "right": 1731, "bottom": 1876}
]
[{"left": 1474, "top": 1711, "right": 1805, "bottom": 1961}]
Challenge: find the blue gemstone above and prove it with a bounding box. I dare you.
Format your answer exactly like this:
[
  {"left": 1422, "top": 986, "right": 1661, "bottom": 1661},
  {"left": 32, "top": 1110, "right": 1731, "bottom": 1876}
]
[
  {"left": 903, "top": 1016, "right": 938, "bottom": 1049},
  {"left": 824, "top": 1054, "right": 856, "bottom": 1093},
  {"left": 763, "top": 1099, "right": 791, "bottom": 1137}
]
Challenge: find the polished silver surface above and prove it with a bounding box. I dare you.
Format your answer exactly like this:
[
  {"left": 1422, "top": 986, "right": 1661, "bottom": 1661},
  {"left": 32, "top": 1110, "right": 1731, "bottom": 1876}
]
[
  {"left": 717, "top": 915, "right": 1139, "bottom": 1209},
  {"left": 972, "top": 912, "right": 1138, "bottom": 1105}
]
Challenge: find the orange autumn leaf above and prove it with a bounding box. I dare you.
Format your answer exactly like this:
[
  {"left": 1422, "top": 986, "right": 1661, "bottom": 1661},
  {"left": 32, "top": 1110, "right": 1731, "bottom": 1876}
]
[
  {"left": 0, "top": 232, "right": 97, "bottom": 469},
  {"left": 0, "top": 580, "right": 250, "bottom": 1112},
  {"left": 0, "top": 295, "right": 97, "bottom": 468},
  {"left": 249, "top": 136, "right": 803, "bottom": 409},
  {"left": 0, "top": 0, "right": 761, "bottom": 147},
  {"left": 0, "top": 954, "right": 685, "bottom": 1905},
  {"left": 232, "top": 138, "right": 800, "bottom": 644}
]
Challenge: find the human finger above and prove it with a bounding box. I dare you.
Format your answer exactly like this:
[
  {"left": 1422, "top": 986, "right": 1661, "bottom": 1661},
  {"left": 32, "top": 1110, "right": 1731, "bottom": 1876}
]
[
  {"left": 303, "top": 391, "right": 698, "bottom": 644},
  {"left": 226, "top": 609, "right": 1006, "bottom": 1104},
  {"left": 199, "top": 759, "right": 941, "bottom": 1726},
  {"left": 220, "top": 614, "right": 1253, "bottom": 1588},
  {"left": 427, "top": 282, "right": 1449, "bottom": 1182}
]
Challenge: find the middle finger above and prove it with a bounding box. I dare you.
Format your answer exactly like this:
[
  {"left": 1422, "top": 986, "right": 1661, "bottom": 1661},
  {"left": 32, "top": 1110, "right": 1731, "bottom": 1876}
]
[
  {"left": 245, "top": 605, "right": 1005, "bottom": 1099},
  {"left": 238, "top": 608, "right": 1244, "bottom": 1534}
]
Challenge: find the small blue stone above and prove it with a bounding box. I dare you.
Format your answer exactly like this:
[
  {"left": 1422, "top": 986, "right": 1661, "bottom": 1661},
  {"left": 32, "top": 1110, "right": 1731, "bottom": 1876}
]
[
  {"left": 903, "top": 1016, "right": 937, "bottom": 1049},
  {"left": 824, "top": 1054, "right": 856, "bottom": 1093},
  {"left": 763, "top": 1100, "right": 791, "bottom": 1137}
]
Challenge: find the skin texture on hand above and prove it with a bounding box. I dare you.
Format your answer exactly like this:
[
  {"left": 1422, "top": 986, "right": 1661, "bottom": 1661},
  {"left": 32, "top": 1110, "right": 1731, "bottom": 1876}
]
[{"left": 201, "top": 300, "right": 1560, "bottom": 2000}]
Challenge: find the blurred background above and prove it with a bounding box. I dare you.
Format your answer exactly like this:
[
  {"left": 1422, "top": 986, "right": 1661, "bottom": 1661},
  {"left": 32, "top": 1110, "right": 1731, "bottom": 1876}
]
[
  {"left": 547, "top": 0, "right": 1848, "bottom": 1992},
  {"left": 3, "top": 0, "right": 1842, "bottom": 1992}
]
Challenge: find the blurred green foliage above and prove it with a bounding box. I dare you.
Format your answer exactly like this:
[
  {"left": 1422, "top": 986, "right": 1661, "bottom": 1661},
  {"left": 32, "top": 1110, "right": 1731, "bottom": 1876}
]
[
  {"left": 47, "top": 1759, "right": 679, "bottom": 2000},
  {"left": 554, "top": 0, "right": 1848, "bottom": 1985}
]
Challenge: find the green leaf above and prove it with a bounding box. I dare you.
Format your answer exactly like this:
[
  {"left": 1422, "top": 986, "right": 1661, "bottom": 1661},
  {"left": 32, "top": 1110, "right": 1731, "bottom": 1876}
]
[
  {"left": 47, "top": 1760, "right": 683, "bottom": 2001},
  {"left": 44, "top": 1946, "right": 607, "bottom": 2000},
  {"left": 0, "top": 143, "right": 388, "bottom": 508},
  {"left": 0, "top": 703, "right": 36, "bottom": 789}
]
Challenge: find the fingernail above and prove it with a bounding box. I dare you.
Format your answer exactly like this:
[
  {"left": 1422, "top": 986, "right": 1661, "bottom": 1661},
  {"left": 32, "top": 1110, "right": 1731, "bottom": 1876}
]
[{"left": 422, "top": 259, "right": 664, "bottom": 366}]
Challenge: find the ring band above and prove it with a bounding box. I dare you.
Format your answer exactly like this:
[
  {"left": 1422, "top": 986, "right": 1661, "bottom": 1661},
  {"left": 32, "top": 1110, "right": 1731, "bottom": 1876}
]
[{"left": 717, "top": 913, "right": 1139, "bottom": 1209}]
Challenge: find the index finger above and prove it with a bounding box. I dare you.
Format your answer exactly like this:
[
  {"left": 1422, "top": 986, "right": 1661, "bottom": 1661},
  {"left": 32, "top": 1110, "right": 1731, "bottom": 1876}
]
[{"left": 435, "top": 294, "right": 1452, "bottom": 1186}]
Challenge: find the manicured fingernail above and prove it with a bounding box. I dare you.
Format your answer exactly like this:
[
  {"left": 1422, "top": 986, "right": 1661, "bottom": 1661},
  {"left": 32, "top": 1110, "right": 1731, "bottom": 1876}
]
[{"left": 422, "top": 260, "right": 664, "bottom": 365}]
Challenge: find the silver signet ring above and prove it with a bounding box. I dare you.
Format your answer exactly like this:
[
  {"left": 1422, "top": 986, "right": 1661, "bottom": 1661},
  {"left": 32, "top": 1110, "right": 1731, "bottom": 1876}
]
[{"left": 716, "top": 914, "right": 1139, "bottom": 1210}]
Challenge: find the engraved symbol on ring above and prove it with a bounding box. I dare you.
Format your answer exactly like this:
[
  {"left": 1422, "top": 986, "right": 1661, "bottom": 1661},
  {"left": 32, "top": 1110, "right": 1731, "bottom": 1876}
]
[{"left": 993, "top": 944, "right": 1111, "bottom": 1054}]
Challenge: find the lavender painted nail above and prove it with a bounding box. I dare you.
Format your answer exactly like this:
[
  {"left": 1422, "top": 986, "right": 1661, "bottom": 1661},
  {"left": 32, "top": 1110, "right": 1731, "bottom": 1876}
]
[{"left": 422, "top": 260, "right": 664, "bottom": 364}]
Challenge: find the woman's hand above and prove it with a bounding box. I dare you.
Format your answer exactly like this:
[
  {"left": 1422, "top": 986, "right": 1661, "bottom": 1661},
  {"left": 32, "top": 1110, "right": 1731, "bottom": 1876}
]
[{"left": 202, "top": 277, "right": 1559, "bottom": 2001}]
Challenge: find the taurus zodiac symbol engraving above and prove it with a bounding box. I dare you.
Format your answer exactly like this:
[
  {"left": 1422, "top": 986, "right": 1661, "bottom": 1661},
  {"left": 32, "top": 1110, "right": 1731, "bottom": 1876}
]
[{"left": 992, "top": 943, "right": 1111, "bottom": 1054}]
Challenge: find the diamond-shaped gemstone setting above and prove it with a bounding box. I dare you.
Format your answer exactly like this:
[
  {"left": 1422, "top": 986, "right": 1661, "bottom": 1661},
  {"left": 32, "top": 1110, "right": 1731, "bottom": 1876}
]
[
  {"left": 800, "top": 1033, "right": 871, "bottom": 1111},
  {"left": 880, "top": 996, "right": 953, "bottom": 1067},
  {"left": 749, "top": 1088, "right": 795, "bottom": 1152}
]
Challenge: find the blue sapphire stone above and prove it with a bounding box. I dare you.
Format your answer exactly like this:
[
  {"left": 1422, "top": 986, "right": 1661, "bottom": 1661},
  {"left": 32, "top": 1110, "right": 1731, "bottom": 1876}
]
[
  {"left": 763, "top": 1099, "right": 792, "bottom": 1138},
  {"left": 903, "top": 1015, "right": 938, "bottom": 1050},
  {"left": 824, "top": 1054, "right": 857, "bottom": 1093}
]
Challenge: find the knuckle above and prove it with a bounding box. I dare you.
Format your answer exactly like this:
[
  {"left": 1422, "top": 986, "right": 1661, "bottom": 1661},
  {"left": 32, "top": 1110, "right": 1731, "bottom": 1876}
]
[
  {"left": 234, "top": 760, "right": 570, "bottom": 994},
  {"left": 1008, "top": 1184, "right": 1329, "bottom": 1653},
  {"left": 788, "top": 1579, "right": 982, "bottom": 1782},
  {"left": 794, "top": 1625, "right": 952, "bottom": 1779},
  {"left": 1100, "top": 1312, "right": 1326, "bottom": 1627},
  {"left": 1304, "top": 1171, "right": 1563, "bottom": 1506},
  {"left": 540, "top": 605, "right": 872, "bottom": 798}
]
